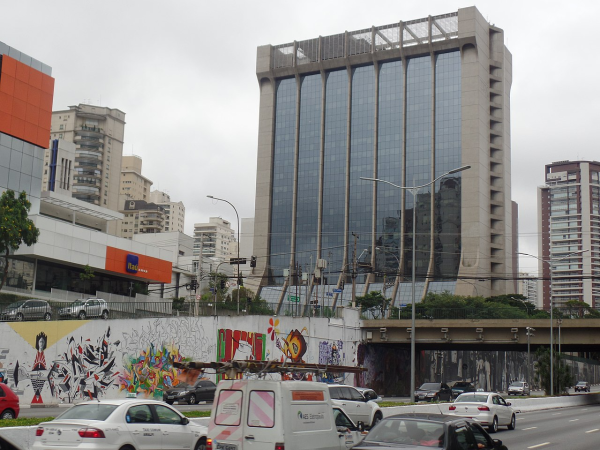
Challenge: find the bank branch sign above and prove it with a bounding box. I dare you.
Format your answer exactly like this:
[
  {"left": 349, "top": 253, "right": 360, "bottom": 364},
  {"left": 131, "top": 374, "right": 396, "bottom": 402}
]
[{"left": 126, "top": 254, "right": 139, "bottom": 274}]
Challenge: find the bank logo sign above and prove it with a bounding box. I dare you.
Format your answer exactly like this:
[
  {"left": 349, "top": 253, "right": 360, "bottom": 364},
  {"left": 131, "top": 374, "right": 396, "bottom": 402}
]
[{"left": 126, "top": 254, "right": 139, "bottom": 274}]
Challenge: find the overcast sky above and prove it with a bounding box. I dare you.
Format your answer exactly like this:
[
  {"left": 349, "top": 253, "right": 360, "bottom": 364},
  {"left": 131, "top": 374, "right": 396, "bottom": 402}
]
[{"left": 3, "top": 0, "right": 599, "bottom": 275}]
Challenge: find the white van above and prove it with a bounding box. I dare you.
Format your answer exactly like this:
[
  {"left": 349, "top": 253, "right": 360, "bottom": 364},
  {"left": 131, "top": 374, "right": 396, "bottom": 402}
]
[{"left": 207, "top": 379, "right": 365, "bottom": 450}]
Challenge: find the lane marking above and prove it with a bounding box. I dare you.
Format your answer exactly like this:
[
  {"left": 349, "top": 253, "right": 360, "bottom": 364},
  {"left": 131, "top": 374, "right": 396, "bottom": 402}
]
[
  {"left": 569, "top": 419, "right": 579, "bottom": 422},
  {"left": 527, "top": 443, "right": 550, "bottom": 449},
  {"left": 552, "top": 412, "right": 561, "bottom": 415},
  {"left": 586, "top": 429, "right": 599, "bottom": 433},
  {"left": 522, "top": 427, "right": 537, "bottom": 430}
]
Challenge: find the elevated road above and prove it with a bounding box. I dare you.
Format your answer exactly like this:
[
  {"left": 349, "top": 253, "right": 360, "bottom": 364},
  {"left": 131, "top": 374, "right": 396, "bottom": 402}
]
[{"left": 362, "top": 318, "right": 600, "bottom": 351}]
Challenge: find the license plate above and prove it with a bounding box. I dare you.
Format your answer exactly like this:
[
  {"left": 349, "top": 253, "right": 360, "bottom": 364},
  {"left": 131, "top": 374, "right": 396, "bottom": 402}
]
[
  {"left": 168, "top": 396, "right": 174, "bottom": 399},
  {"left": 216, "top": 444, "right": 237, "bottom": 450}
]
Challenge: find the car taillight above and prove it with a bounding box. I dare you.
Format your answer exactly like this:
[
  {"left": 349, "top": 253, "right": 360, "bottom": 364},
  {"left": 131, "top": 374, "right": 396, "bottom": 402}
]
[
  {"left": 477, "top": 406, "right": 490, "bottom": 411},
  {"left": 275, "top": 444, "right": 285, "bottom": 450},
  {"left": 35, "top": 427, "right": 44, "bottom": 436},
  {"left": 78, "top": 428, "right": 105, "bottom": 438},
  {"left": 206, "top": 438, "right": 213, "bottom": 450},
  {"left": 449, "top": 405, "right": 456, "bottom": 410}
]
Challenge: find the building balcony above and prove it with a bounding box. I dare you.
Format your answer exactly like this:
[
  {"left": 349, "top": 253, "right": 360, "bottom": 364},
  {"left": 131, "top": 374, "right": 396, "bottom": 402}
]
[
  {"left": 72, "top": 192, "right": 100, "bottom": 204},
  {"left": 73, "top": 177, "right": 101, "bottom": 187},
  {"left": 75, "top": 152, "right": 103, "bottom": 163}
]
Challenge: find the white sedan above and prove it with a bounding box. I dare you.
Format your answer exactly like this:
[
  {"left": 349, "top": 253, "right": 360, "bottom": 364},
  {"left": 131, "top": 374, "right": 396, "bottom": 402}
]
[
  {"left": 447, "top": 392, "right": 516, "bottom": 433},
  {"left": 32, "top": 399, "right": 207, "bottom": 450}
]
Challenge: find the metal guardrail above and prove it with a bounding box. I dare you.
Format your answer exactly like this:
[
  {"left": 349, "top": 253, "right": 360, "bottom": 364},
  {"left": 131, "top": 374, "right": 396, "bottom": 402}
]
[
  {"left": 0, "top": 299, "right": 341, "bottom": 322},
  {"left": 363, "top": 306, "right": 600, "bottom": 320}
]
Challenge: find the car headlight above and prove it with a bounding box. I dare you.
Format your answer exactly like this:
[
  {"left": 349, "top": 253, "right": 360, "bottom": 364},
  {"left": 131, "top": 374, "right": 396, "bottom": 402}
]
[{"left": 179, "top": 391, "right": 189, "bottom": 396}]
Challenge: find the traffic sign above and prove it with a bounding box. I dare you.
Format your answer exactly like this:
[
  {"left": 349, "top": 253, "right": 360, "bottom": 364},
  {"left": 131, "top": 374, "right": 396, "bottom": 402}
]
[
  {"left": 326, "top": 292, "right": 333, "bottom": 297},
  {"left": 229, "top": 258, "right": 247, "bottom": 265},
  {"left": 288, "top": 295, "right": 300, "bottom": 303},
  {"left": 333, "top": 288, "right": 343, "bottom": 293}
]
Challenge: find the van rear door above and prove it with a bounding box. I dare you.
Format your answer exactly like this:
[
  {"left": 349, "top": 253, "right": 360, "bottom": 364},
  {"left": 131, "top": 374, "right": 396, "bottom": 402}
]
[
  {"left": 242, "top": 388, "right": 279, "bottom": 449},
  {"left": 209, "top": 380, "right": 247, "bottom": 450}
]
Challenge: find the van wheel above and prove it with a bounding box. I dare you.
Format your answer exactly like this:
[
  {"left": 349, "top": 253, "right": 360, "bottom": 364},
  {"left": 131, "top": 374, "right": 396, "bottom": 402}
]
[
  {"left": 15, "top": 313, "right": 24, "bottom": 321},
  {"left": 1, "top": 409, "right": 15, "bottom": 419},
  {"left": 78, "top": 311, "right": 86, "bottom": 320},
  {"left": 119, "top": 446, "right": 135, "bottom": 450},
  {"left": 44, "top": 312, "right": 52, "bottom": 321},
  {"left": 195, "top": 437, "right": 207, "bottom": 450},
  {"left": 101, "top": 310, "right": 109, "bottom": 320},
  {"left": 371, "top": 412, "right": 383, "bottom": 428}
]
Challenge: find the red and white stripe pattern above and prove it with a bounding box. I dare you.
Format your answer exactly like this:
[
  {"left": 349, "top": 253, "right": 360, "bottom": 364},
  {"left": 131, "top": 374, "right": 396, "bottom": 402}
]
[
  {"left": 248, "top": 390, "right": 275, "bottom": 427},
  {"left": 208, "top": 380, "right": 247, "bottom": 443}
]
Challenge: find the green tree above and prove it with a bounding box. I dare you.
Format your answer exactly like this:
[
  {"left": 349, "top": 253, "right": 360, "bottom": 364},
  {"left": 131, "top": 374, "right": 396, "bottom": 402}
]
[
  {"left": 0, "top": 190, "right": 40, "bottom": 290},
  {"left": 172, "top": 296, "right": 186, "bottom": 311},
  {"left": 356, "top": 291, "right": 390, "bottom": 319},
  {"left": 534, "top": 347, "right": 574, "bottom": 395},
  {"left": 79, "top": 264, "right": 95, "bottom": 296},
  {"left": 563, "top": 300, "right": 600, "bottom": 318}
]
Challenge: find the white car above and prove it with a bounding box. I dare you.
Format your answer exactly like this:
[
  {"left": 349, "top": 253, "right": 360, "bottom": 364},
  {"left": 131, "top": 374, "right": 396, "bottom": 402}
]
[
  {"left": 328, "top": 384, "right": 383, "bottom": 428},
  {"left": 32, "top": 399, "right": 207, "bottom": 450},
  {"left": 448, "top": 391, "right": 516, "bottom": 433}
]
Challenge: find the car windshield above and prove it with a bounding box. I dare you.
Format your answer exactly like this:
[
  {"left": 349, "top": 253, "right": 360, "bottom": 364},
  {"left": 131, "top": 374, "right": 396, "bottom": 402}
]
[
  {"left": 455, "top": 394, "right": 489, "bottom": 403},
  {"left": 56, "top": 404, "right": 118, "bottom": 421},
  {"left": 419, "top": 383, "right": 441, "bottom": 390},
  {"left": 174, "top": 383, "right": 190, "bottom": 389},
  {"left": 510, "top": 382, "right": 524, "bottom": 387},
  {"left": 366, "top": 418, "right": 444, "bottom": 448},
  {"left": 72, "top": 301, "right": 83, "bottom": 307},
  {"left": 6, "top": 301, "right": 25, "bottom": 309},
  {"left": 577, "top": 382, "right": 587, "bottom": 385},
  {"left": 453, "top": 382, "right": 470, "bottom": 387}
]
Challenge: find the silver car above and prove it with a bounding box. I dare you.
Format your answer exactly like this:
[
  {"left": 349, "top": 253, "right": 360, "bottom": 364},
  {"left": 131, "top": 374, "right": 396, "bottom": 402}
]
[
  {"left": 1, "top": 299, "right": 52, "bottom": 321},
  {"left": 507, "top": 381, "right": 530, "bottom": 396},
  {"left": 59, "top": 298, "right": 109, "bottom": 320}
]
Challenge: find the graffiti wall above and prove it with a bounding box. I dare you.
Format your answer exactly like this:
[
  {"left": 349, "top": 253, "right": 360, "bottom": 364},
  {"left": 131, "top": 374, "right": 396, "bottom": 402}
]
[{"left": 0, "top": 311, "right": 361, "bottom": 406}]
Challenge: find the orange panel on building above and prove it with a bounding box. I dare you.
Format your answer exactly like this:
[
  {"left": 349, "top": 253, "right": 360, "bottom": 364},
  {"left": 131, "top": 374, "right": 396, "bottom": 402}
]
[
  {"left": 105, "top": 247, "right": 172, "bottom": 284},
  {"left": 0, "top": 55, "right": 54, "bottom": 148}
]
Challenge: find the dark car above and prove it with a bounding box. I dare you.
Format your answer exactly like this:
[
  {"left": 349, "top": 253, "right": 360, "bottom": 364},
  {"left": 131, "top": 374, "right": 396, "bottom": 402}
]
[
  {"left": 0, "top": 383, "right": 20, "bottom": 419},
  {"left": 574, "top": 381, "right": 590, "bottom": 392},
  {"left": 163, "top": 379, "right": 216, "bottom": 405},
  {"left": 351, "top": 413, "right": 508, "bottom": 450},
  {"left": 451, "top": 381, "right": 477, "bottom": 397},
  {"left": 414, "top": 382, "right": 453, "bottom": 402}
]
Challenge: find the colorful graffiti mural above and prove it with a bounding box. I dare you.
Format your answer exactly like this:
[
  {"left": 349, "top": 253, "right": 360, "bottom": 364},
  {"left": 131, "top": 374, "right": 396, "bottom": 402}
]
[
  {"left": 217, "top": 329, "right": 266, "bottom": 362},
  {"left": 119, "top": 343, "right": 186, "bottom": 398},
  {"left": 48, "top": 327, "right": 119, "bottom": 402},
  {"left": 317, "top": 340, "right": 345, "bottom": 383}
]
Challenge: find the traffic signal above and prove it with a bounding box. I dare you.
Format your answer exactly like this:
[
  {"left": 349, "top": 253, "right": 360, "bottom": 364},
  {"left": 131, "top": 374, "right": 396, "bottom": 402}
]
[
  {"left": 220, "top": 279, "right": 226, "bottom": 289},
  {"left": 250, "top": 256, "right": 257, "bottom": 268},
  {"left": 238, "top": 277, "right": 244, "bottom": 286}
]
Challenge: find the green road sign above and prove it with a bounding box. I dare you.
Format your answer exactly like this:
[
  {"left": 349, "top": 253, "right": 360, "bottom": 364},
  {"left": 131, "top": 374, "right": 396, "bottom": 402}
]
[{"left": 288, "top": 295, "right": 300, "bottom": 303}]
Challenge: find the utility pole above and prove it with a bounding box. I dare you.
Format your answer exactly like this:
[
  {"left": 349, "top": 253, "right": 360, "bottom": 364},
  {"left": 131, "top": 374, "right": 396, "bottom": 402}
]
[
  {"left": 351, "top": 233, "right": 358, "bottom": 308},
  {"left": 196, "top": 234, "right": 204, "bottom": 316}
]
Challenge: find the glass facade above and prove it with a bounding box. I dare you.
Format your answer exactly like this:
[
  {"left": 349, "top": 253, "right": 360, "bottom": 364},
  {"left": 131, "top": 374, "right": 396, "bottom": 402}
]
[
  {"left": 269, "top": 78, "right": 296, "bottom": 283},
  {"left": 348, "top": 66, "right": 375, "bottom": 280},
  {"left": 295, "top": 74, "right": 322, "bottom": 273},
  {"left": 267, "top": 51, "right": 462, "bottom": 289},
  {"left": 405, "top": 56, "right": 432, "bottom": 280},
  {"left": 434, "top": 52, "right": 462, "bottom": 279},
  {"left": 322, "top": 70, "right": 348, "bottom": 273},
  {"left": 376, "top": 61, "right": 403, "bottom": 275}
]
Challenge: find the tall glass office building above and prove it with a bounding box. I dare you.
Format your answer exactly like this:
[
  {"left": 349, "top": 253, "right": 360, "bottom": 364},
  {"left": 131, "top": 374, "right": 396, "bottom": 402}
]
[{"left": 252, "top": 7, "right": 516, "bottom": 309}]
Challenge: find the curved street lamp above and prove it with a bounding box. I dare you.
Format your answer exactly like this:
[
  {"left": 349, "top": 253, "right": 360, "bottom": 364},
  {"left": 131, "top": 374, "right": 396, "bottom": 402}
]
[
  {"left": 518, "top": 249, "right": 589, "bottom": 395},
  {"left": 207, "top": 195, "right": 241, "bottom": 314},
  {"left": 361, "top": 164, "right": 471, "bottom": 402}
]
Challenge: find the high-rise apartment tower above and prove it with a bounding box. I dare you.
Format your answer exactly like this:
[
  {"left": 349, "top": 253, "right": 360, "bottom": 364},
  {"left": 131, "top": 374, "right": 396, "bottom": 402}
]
[
  {"left": 252, "top": 7, "right": 515, "bottom": 305},
  {"left": 538, "top": 161, "right": 600, "bottom": 308}
]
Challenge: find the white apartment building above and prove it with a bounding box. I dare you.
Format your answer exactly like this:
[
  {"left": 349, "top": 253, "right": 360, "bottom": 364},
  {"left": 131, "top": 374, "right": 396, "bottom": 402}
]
[
  {"left": 193, "top": 217, "right": 235, "bottom": 261},
  {"left": 120, "top": 155, "right": 152, "bottom": 201},
  {"left": 50, "top": 104, "right": 125, "bottom": 211},
  {"left": 150, "top": 190, "right": 185, "bottom": 233},
  {"left": 518, "top": 272, "right": 538, "bottom": 306}
]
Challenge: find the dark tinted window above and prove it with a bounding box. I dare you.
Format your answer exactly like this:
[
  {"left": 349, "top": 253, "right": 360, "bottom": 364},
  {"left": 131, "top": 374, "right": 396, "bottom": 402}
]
[
  {"left": 469, "top": 423, "right": 493, "bottom": 448},
  {"left": 0, "top": 385, "right": 5, "bottom": 397},
  {"left": 419, "top": 383, "right": 441, "bottom": 390},
  {"left": 329, "top": 387, "right": 342, "bottom": 399},
  {"left": 127, "top": 405, "right": 154, "bottom": 423}
]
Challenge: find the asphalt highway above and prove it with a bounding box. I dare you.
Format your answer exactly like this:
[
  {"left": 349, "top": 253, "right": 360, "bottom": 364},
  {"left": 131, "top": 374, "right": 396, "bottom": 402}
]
[{"left": 497, "top": 403, "right": 600, "bottom": 450}]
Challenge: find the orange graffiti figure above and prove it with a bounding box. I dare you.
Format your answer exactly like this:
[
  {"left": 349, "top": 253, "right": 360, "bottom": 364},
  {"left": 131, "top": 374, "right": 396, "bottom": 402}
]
[{"left": 280, "top": 329, "right": 307, "bottom": 362}]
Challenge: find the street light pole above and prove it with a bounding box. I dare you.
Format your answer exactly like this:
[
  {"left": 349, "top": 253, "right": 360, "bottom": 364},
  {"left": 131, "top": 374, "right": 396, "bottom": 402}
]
[
  {"left": 376, "top": 246, "right": 401, "bottom": 318},
  {"left": 518, "top": 250, "right": 588, "bottom": 396},
  {"left": 207, "top": 195, "right": 241, "bottom": 314},
  {"left": 526, "top": 327, "right": 535, "bottom": 386},
  {"left": 361, "top": 164, "right": 471, "bottom": 402}
]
